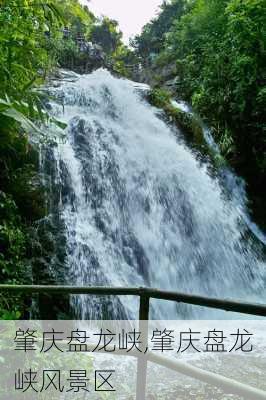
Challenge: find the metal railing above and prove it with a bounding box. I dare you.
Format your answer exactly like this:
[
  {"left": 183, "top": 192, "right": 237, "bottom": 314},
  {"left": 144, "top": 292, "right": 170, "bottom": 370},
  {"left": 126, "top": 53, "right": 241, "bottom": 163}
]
[{"left": 1, "top": 284, "right": 266, "bottom": 399}]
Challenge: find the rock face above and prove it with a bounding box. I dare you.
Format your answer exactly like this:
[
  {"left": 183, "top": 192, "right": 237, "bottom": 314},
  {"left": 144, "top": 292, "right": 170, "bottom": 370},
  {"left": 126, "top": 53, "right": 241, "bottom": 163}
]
[
  {"left": 31, "top": 145, "right": 71, "bottom": 319},
  {"left": 132, "top": 61, "right": 178, "bottom": 91}
]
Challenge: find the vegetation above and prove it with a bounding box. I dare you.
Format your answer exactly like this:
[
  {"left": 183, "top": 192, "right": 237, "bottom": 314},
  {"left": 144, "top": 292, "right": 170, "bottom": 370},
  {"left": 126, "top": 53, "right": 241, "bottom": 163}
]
[
  {"left": 131, "top": 0, "right": 186, "bottom": 59},
  {"left": 0, "top": 0, "right": 134, "bottom": 318},
  {"left": 0, "top": 0, "right": 98, "bottom": 318},
  {"left": 148, "top": 88, "right": 205, "bottom": 144},
  {"left": 91, "top": 17, "right": 138, "bottom": 76},
  {"left": 53, "top": 0, "right": 96, "bottom": 70},
  {"left": 54, "top": 4, "right": 134, "bottom": 76},
  {"left": 91, "top": 17, "right": 122, "bottom": 55},
  {"left": 0, "top": 0, "right": 64, "bottom": 318},
  {"left": 134, "top": 0, "right": 266, "bottom": 194},
  {"left": 0, "top": 0, "right": 265, "bottom": 318}
]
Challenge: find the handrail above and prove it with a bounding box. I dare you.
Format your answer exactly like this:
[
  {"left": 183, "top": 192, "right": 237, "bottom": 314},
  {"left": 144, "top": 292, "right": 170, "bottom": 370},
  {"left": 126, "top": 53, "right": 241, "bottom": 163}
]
[
  {"left": 0, "top": 284, "right": 265, "bottom": 317},
  {"left": 1, "top": 283, "right": 266, "bottom": 399},
  {"left": 148, "top": 352, "right": 266, "bottom": 400}
]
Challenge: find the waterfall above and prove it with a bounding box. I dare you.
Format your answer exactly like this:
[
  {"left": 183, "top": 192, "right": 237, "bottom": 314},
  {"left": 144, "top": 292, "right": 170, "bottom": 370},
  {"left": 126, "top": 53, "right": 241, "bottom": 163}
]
[{"left": 43, "top": 69, "right": 266, "bottom": 319}]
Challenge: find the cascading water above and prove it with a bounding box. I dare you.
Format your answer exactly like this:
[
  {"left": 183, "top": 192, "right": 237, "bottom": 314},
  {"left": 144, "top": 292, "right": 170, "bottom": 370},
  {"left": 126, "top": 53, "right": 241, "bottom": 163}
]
[{"left": 43, "top": 69, "right": 266, "bottom": 319}]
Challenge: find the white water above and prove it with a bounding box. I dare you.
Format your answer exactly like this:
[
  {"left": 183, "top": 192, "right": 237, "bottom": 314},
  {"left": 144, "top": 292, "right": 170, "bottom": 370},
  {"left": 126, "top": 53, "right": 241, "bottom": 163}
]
[
  {"left": 45, "top": 69, "right": 266, "bottom": 319},
  {"left": 171, "top": 99, "right": 266, "bottom": 246}
]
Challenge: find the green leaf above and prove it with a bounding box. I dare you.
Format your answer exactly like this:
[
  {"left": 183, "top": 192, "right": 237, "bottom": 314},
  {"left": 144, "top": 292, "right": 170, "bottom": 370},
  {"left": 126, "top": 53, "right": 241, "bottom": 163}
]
[{"left": 1, "top": 105, "right": 41, "bottom": 134}]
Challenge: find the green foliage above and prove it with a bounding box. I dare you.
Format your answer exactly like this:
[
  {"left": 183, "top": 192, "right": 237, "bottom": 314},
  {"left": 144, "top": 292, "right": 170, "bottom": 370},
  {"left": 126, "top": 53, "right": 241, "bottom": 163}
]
[
  {"left": 54, "top": 5, "right": 131, "bottom": 76},
  {"left": 49, "top": 1, "right": 96, "bottom": 71},
  {"left": 148, "top": 88, "right": 171, "bottom": 108},
  {"left": 56, "top": 37, "right": 89, "bottom": 70},
  {"left": 148, "top": 88, "right": 205, "bottom": 143},
  {"left": 112, "top": 45, "right": 139, "bottom": 78},
  {"left": 0, "top": 0, "right": 129, "bottom": 319},
  {"left": 0, "top": 0, "right": 66, "bottom": 318},
  {"left": 91, "top": 17, "right": 123, "bottom": 55},
  {"left": 131, "top": 0, "right": 187, "bottom": 58},
  {"left": 135, "top": 0, "right": 266, "bottom": 184},
  {"left": 57, "top": 0, "right": 95, "bottom": 37},
  {"left": 0, "top": 192, "right": 28, "bottom": 319},
  {"left": 0, "top": 0, "right": 68, "bottom": 133},
  {"left": 0, "top": 0, "right": 61, "bottom": 96},
  {"left": 0, "top": 123, "right": 46, "bottom": 318}
]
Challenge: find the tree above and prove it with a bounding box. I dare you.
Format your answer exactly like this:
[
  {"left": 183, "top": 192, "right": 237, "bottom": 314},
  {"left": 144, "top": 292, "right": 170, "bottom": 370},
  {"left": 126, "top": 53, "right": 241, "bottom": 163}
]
[
  {"left": 57, "top": 0, "right": 95, "bottom": 38},
  {"left": 0, "top": 0, "right": 63, "bottom": 318},
  {"left": 91, "top": 17, "right": 123, "bottom": 55},
  {"left": 132, "top": 0, "right": 187, "bottom": 58},
  {"left": 134, "top": 0, "right": 266, "bottom": 188}
]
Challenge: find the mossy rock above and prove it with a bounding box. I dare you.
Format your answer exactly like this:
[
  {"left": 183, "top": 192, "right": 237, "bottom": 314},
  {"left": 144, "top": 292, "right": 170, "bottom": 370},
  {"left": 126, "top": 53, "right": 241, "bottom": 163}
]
[
  {"left": 147, "top": 88, "right": 171, "bottom": 109},
  {"left": 148, "top": 88, "right": 205, "bottom": 143},
  {"left": 169, "top": 106, "right": 203, "bottom": 140}
]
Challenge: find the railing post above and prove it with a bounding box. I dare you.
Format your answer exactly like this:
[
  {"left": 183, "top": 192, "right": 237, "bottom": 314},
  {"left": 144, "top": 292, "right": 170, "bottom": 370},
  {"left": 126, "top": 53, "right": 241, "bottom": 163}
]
[
  {"left": 139, "top": 292, "right": 150, "bottom": 321},
  {"left": 136, "top": 290, "right": 150, "bottom": 400}
]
